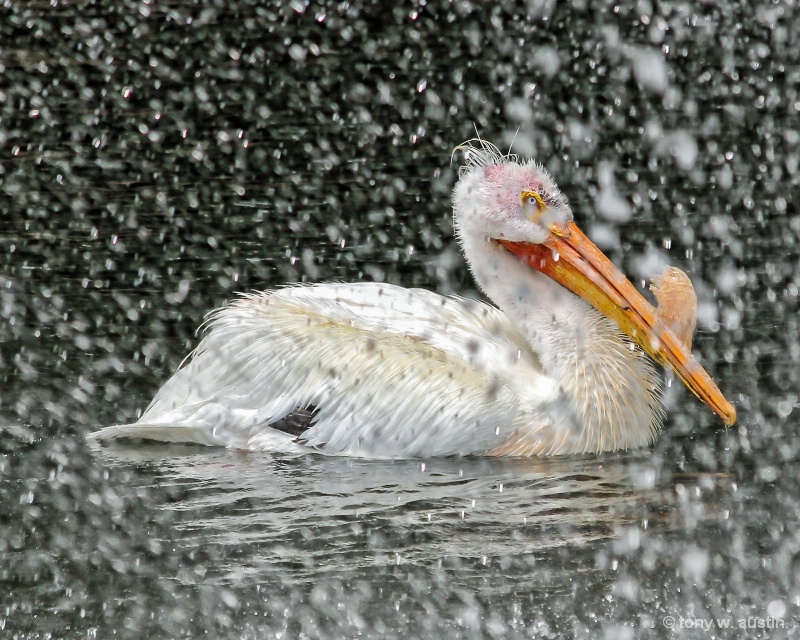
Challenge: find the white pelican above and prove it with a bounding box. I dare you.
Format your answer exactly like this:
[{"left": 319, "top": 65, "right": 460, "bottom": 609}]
[{"left": 90, "top": 141, "right": 735, "bottom": 457}]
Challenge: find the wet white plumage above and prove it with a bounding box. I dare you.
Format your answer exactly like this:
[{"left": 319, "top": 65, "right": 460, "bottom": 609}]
[{"left": 91, "top": 141, "right": 662, "bottom": 457}]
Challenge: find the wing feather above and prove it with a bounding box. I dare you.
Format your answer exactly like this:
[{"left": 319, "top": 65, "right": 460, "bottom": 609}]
[{"left": 91, "top": 283, "right": 546, "bottom": 457}]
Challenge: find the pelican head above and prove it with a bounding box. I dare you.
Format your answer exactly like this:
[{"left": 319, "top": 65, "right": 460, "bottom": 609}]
[
  {"left": 453, "top": 140, "right": 573, "bottom": 245},
  {"left": 452, "top": 139, "right": 736, "bottom": 430}
]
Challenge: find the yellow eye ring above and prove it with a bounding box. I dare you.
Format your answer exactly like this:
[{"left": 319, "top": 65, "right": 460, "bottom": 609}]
[{"left": 521, "top": 191, "right": 545, "bottom": 208}]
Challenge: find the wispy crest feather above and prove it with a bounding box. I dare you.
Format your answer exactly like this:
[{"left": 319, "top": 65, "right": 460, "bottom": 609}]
[{"left": 452, "top": 138, "right": 522, "bottom": 176}]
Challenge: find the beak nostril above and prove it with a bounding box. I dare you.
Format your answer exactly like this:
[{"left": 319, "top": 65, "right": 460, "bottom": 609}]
[
  {"left": 549, "top": 222, "right": 571, "bottom": 238},
  {"left": 543, "top": 212, "right": 572, "bottom": 238}
]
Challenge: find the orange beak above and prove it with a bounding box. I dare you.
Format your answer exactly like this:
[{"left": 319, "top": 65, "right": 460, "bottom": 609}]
[{"left": 498, "top": 220, "right": 736, "bottom": 426}]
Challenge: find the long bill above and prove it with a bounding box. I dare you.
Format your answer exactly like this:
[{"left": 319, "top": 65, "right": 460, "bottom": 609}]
[{"left": 498, "top": 221, "right": 736, "bottom": 426}]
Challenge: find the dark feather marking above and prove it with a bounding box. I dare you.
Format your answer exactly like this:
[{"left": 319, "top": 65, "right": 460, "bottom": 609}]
[{"left": 270, "top": 405, "right": 320, "bottom": 438}]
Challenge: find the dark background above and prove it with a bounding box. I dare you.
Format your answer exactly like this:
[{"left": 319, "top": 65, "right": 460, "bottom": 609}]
[{"left": 1, "top": 0, "right": 799, "bottom": 637}]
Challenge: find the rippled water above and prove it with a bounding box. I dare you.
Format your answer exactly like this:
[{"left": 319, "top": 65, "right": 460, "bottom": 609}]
[
  {"left": 2, "top": 0, "right": 799, "bottom": 637},
  {"left": 5, "top": 439, "right": 753, "bottom": 638}
]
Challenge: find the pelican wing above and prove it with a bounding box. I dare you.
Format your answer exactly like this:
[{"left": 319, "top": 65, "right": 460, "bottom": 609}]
[{"left": 91, "top": 283, "right": 547, "bottom": 457}]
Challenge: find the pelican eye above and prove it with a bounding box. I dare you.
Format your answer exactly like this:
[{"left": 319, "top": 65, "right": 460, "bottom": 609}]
[
  {"left": 521, "top": 191, "right": 547, "bottom": 223},
  {"left": 521, "top": 191, "right": 546, "bottom": 209}
]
